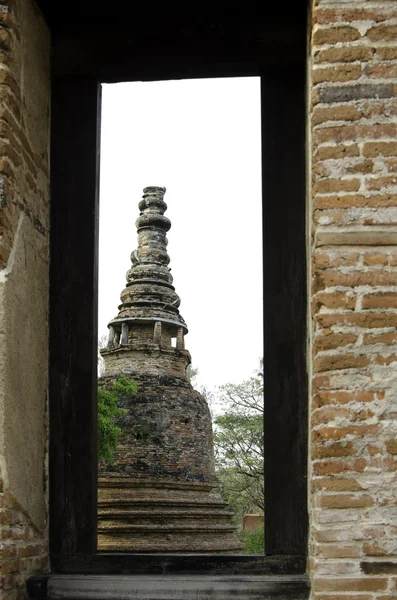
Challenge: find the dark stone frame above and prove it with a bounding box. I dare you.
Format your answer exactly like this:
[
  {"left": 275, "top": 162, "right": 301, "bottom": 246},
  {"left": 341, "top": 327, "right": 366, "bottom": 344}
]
[{"left": 29, "top": 11, "right": 309, "bottom": 599}]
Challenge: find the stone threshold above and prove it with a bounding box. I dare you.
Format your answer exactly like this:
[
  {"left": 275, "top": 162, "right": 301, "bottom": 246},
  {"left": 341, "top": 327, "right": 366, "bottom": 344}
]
[{"left": 29, "top": 574, "right": 310, "bottom": 599}]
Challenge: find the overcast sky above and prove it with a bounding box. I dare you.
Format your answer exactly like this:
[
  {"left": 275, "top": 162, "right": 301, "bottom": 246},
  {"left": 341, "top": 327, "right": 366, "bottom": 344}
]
[{"left": 98, "top": 77, "right": 263, "bottom": 390}]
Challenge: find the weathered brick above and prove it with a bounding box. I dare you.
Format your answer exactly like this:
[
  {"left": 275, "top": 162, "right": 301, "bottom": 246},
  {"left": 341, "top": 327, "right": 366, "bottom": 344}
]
[
  {"left": 364, "top": 141, "right": 397, "bottom": 158},
  {"left": 313, "top": 579, "right": 387, "bottom": 592},
  {"left": 313, "top": 178, "right": 360, "bottom": 194},
  {"left": 316, "top": 312, "right": 397, "bottom": 329},
  {"left": 315, "top": 6, "right": 397, "bottom": 25},
  {"left": 376, "top": 46, "right": 397, "bottom": 61},
  {"left": 363, "top": 332, "right": 397, "bottom": 346},
  {"left": 318, "top": 83, "right": 394, "bottom": 104},
  {"left": 363, "top": 252, "right": 389, "bottom": 266},
  {"left": 315, "top": 332, "right": 357, "bottom": 352},
  {"left": 314, "top": 193, "right": 397, "bottom": 209},
  {"left": 314, "top": 291, "right": 355, "bottom": 310},
  {"left": 315, "top": 46, "right": 374, "bottom": 64},
  {"left": 366, "top": 176, "right": 397, "bottom": 191},
  {"left": 386, "top": 440, "right": 397, "bottom": 455},
  {"left": 363, "top": 542, "right": 388, "bottom": 557},
  {"left": 386, "top": 158, "right": 397, "bottom": 173},
  {"left": 313, "top": 441, "right": 356, "bottom": 459},
  {"left": 313, "top": 64, "right": 362, "bottom": 85},
  {"left": 313, "top": 26, "right": 361, "bottom": 45},
  {"left": 314, "top": 354, "right": 370, "bottom": 373},
  {"left": 316, "top": 229, "right": 397, "bottom": 247},
  {"left": 313, "top": 478, "right": 362, "bottom": 492},
  {"left": 366, "top": 63, "right": 397, "bottom": 80},
  {"left": 319, "top": 493, "right": 374, "bottom": 509},
  {"left": 318, "top": 270, "right": 397, "bottom": 289},
  {"left": 312, "top": 105, "right": 362, "bottom": 126},
  {"left": 362, "top": 293, "right": 397, "bottom": 309},
  {"left": 367, "top": 25, "right": 397, "bottom": 42},
  {"left": 314, "top": 594, "right": 371, "bottom": 600},
  {"left": 313, "top": 391, "right": 381, "bottom": 408},
  {"left": 314, "top": 143, "right": 359, "bottom": 161},
  {"left": 317, "top": 543, "right": 361, "bottom": 558},
  {"left": 347, "top": 160, "right": 374, "bottom": 175},
  {"left": 314, "top": 250, "right": 359, "bottom": 268},
  {"left": 315, "top": 123, "right": 397, "bottom": 145},
  {"left": 313, "top": 425, "right": 379, "bottom": 442},
  {"left": 313, "top": 458, "right": 367, "bottom": 476},
  {"left": 312, "top": 406, "right": 354, "bottom": 427}
]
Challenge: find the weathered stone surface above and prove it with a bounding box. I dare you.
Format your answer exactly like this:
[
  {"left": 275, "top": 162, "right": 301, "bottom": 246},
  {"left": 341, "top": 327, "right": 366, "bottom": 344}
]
[
  {"left": 47, "top": 574, "right": 310, "bottom": 600},
  {"left": 0, "top": 1, "right": 50, "bottom": 597}
]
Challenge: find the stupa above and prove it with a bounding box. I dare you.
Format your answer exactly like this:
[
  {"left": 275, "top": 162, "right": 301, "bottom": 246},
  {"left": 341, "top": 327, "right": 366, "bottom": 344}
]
[{"left": 98, "top": 186, "right": 242, "bottom": 553}]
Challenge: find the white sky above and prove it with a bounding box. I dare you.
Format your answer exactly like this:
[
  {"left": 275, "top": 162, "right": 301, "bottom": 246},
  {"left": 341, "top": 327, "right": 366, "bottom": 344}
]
[{"left": 98, "top": 77, "right": 263, "bottom": 390}]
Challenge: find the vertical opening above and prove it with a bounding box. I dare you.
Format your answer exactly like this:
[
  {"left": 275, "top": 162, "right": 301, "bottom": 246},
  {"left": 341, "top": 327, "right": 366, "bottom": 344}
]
[{"left": 97, "top": 78, "right": 263, "bottom": 554}]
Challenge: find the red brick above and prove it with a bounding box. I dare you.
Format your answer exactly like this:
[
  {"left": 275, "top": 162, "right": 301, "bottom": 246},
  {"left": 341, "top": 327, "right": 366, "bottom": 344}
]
[
  {"left": 362, "top": 293, "right": 397, "bottom": 309},
  {"left": 313, "top": 458, "right": 367, "bottom": 476},
  {"left": 315, "top": 333, "right": 357, "bottom": 352},
  {"left": 314, "top": 292, "right": 355, "bottom": 311},
  {"left": 313, "top": 391, "right": 381, "bottom": 408},
  {"left": 312, "top": 441, "right": 356, "bottom": 459},
  {"left": 311, "top": 407, "right": 354, "bottom": 427},
  {"left": 314, "top": 354, "right": 370, "bottom": 373},
  {"left": 313, "top": 424, "right": 379, "bottom": 442}
]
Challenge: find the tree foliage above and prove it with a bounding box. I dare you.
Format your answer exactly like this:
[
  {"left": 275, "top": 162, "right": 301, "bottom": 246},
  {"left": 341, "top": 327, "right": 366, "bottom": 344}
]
[
  {"left": 98, "top": 375, "right": 138, "bottom": 464},
  {"left": 243, "top": 526, "right": 264, "bottom": 554},
  {"left": 214, "top": 361, "right": 264, "bottom": 522}
]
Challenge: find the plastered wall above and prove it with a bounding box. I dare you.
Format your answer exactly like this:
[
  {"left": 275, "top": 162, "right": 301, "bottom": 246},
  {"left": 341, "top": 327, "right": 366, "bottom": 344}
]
[{"left": 0, "top": 0, "right": 50, "bottom": 597}]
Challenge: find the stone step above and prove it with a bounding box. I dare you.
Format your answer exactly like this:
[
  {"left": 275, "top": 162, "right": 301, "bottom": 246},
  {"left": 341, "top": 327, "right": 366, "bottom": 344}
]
[
  {"left": 97, "top": 533, "right": 244, "bottom": 553},
  {"left": 98, "top": 511, "right": 233, "bottom": 523},
  {"left": 98, "top": 522, "right": 237, "bottom": 533},
  {"left": 98, "top": 498, "right": 229, "bottom": 509}
]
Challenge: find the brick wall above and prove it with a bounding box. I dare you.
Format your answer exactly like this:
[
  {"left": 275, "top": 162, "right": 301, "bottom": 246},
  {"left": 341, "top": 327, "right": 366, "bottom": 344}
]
[
  {"left": 0, "top": 0, "right": 50, "bottom": 598},
  {"left": 309, "top": 1, "right": 397, "bottom": 598}
]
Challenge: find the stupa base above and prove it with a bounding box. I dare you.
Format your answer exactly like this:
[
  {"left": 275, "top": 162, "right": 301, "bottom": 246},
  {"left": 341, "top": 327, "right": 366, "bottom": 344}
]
[{"left": 97, "top": 477, "right": 243, "bottom": 553}]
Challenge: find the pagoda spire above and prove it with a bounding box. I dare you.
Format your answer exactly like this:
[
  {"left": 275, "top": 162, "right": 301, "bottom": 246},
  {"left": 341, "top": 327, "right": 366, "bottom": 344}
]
[
  {"left": 115, "top": 185, "right": 187, "bottom": 332},
  {"left": 98, "top": 187, "right": 242, "bottom": 554},
  {"left": 103, "top": 187, "right": 189, "bottom": 378}
]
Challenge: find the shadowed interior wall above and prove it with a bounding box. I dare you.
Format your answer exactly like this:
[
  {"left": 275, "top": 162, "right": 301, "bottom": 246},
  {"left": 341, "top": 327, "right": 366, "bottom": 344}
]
[{"left": 0, "top": 0, "right": 50, "bottom": 597}]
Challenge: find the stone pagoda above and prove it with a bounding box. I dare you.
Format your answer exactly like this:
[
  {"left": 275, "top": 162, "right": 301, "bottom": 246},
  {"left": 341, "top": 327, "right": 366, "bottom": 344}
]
[{"left": 98, "top": 186, "right": 242, "bottom": 553}]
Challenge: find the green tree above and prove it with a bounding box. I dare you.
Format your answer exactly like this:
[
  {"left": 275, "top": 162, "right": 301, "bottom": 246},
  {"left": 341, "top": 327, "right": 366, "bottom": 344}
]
[
  {"left": 98, "top": 375, "right": 138, "bottom": 464},
  {"left": 214, "top": 361, "right": 264, "bottom": 526}
]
